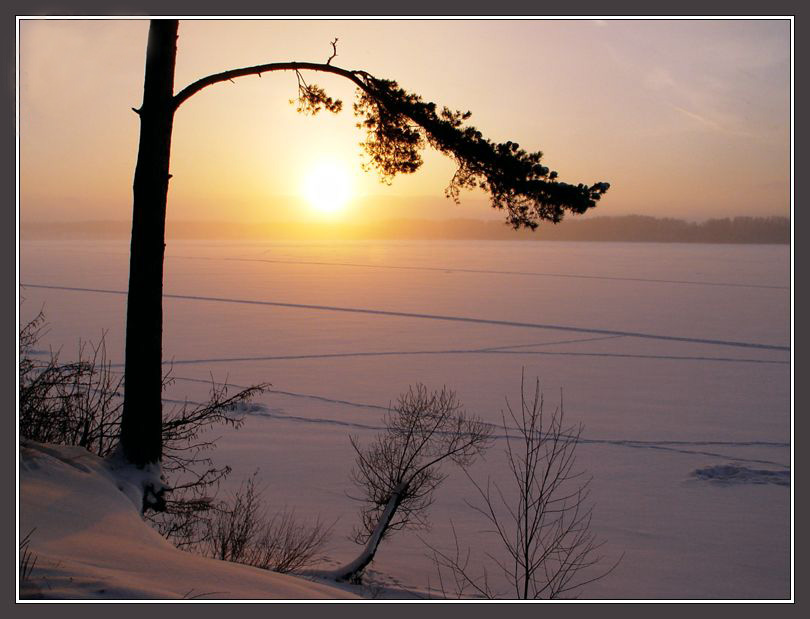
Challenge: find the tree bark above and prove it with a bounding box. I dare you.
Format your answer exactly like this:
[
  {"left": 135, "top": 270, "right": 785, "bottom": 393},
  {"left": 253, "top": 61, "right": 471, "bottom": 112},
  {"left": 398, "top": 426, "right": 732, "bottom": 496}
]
[
  {"left": 331, "top": 482, "right": 407, "bottom": 582},
  {"left": 120, "top": 20, "right": 178, "bottom": 468}
]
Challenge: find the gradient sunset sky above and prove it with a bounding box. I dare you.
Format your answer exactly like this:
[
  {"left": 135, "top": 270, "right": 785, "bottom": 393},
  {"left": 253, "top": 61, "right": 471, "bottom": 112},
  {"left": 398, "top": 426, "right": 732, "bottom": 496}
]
[{"left": 19, "top": 18, "right": 791, "bottom": 226}]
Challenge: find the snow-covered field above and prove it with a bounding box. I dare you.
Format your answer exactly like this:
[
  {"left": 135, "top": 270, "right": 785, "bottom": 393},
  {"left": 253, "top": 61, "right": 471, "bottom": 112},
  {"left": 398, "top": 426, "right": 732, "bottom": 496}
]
[{"left": 19, "top": 239, "right": 792, "bottom": 599}]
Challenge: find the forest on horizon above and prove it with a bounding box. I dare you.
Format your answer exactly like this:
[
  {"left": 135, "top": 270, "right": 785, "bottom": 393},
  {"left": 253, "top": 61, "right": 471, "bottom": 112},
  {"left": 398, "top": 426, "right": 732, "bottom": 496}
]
[{"left": 22, "top": 215, "right": 790, "bottom": 244}]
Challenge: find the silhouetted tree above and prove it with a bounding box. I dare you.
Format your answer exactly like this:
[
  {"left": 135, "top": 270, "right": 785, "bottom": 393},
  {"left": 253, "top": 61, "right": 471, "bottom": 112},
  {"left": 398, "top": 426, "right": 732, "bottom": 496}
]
[
  {"left": 332, "top": 385, "right": 491, "bottom": 583},
  {"left": 122, "top": 20, "right": 179, "bottom": 472},
  {"left": 121, "top": 20, "right": 610, "bottom": 486},
  {"left": 428, "top": 374, "right": 619, "bottom": 599}
]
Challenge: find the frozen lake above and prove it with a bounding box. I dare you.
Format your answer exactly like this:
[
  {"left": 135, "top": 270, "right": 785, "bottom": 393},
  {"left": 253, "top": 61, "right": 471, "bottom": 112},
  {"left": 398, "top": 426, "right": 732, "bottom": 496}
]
[{"left": 19, "top": 239, "right": 791, "bottom": 599}]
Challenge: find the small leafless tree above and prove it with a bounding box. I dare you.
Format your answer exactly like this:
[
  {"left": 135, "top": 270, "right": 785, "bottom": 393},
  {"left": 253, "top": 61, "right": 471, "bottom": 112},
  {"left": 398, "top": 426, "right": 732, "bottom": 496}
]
[
  {"left": 203, "top": 473, "right": 332, "bottom": 574},
  {"left": 250, "top": 510, "right": 333, "bottom": 574},
  {"left": 20, "top": 310, "right": 123, "bottom": 455},
  {"left": 428, "top": 374, "right": 619, "bottom": 599},
  {"left": 205, "top": 473, "right": 264, "bottom": 563},
  {"left": 331, "top": 385, "right": 492, "bottom": 583}
]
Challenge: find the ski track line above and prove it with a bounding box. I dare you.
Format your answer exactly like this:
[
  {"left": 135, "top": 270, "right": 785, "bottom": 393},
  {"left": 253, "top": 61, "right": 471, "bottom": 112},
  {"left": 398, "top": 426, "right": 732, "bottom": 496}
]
[
  {"left": 103, "top": 334, "right": 626, "bottom": 368},
  {"left": 22, "top": 245, "right": 787, "bottom": 290},
  {"left": 42, "top": 330, "right": 787, "bottom": 368},
  {"left": 162, "top": 373, "right": 392, "bottom": 413},
  {"left": 240, "top": 408, "right": 791, "bottom": 468},
  {"left": 139, "top": 349, "right": 788, "bottom": 367},
  {"left": 170, "top": 254, "right": 790, "bottom": 291},
  {"left": 478, "top": 334, "right": 625, "bottom": 351},
  {"left": 166, "top": 374, "right": 790, "bottom": 451},
  {"left": 162, "top": 388, "right": 789, "bottom": 468},
  {"left": 21, "top": 283, "right": 790, "bottom": 352}
]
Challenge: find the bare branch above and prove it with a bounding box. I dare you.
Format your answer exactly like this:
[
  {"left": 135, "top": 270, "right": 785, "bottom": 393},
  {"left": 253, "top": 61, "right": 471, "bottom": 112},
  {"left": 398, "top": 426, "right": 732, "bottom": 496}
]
[
  {"left": 173, "top": 61, "right": 369, "bottom": 111},
  {"left": 326, "top": 37, "right": 338, "bottom": 65}
]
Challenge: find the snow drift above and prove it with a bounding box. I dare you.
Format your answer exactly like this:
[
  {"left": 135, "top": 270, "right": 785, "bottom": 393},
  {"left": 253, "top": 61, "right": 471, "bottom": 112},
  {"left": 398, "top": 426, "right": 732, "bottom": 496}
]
[{"left": 18, "top": 440, "right": 358, "bottom": 600}]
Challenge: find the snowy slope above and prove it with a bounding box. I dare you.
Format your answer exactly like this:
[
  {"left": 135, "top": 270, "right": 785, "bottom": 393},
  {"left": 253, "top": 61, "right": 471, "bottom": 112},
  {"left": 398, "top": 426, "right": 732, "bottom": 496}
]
[{"left": 18, "top": 440, "right": 358, "bottom": 600}]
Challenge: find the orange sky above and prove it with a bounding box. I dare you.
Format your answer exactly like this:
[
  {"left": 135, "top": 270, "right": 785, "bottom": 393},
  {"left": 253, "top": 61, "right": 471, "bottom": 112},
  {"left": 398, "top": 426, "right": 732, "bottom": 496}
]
[{"left": 19, "top": 18, "right": 791, "bottom": 225}]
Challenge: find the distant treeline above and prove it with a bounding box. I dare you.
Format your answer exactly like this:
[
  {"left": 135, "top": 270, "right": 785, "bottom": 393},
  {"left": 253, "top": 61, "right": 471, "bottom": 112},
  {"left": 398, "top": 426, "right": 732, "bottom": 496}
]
[
  {"left": 22, "top": 215, "right": 789, "bottom": 244},
  {"left": 530, "top": 215, "right": 789, "bottom": 244}
]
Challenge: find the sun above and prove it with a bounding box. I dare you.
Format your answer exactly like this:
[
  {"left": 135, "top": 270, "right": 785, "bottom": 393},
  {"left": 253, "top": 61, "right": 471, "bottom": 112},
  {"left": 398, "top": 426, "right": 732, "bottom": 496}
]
[{"left": 301, "top": 161, "right": 352, "bottom": 216}]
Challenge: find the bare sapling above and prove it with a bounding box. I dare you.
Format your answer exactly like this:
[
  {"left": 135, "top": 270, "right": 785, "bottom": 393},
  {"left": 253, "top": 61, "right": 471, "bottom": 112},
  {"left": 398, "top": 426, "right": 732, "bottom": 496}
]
[
  {"left": 331, "top": 384, "right": 491, "bottom": 583},
  {"left": 428, "top": 373, "right": 620, "bottom": 599},
  {"left": 203, "top": 473, "right": 332, "bottom": 574}
]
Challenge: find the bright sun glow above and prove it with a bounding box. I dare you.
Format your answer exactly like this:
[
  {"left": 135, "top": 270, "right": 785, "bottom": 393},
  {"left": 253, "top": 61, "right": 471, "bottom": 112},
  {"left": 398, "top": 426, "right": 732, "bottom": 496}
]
[{"left": 301, "top": 161, "right": 352, "bottom": 216}]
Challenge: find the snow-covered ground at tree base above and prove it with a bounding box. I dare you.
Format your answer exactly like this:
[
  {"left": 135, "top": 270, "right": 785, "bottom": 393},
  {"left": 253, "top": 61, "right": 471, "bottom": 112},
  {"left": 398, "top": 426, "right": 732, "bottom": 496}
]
[
  {"left": 18, "top": 440, "right": 362, "bottom": 600},
  {"left": 19, "top": 239, "right": 792, "bottom": 600}
]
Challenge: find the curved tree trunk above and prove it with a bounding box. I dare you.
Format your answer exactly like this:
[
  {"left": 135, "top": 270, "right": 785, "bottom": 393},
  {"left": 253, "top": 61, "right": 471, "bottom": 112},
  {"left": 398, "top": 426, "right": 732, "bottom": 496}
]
[
  {"left": 120, "top": 19, "right": 178, "bottom": 469},
  {"left": 331, "top": 482, "right": 407, "bottom": 583}
]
